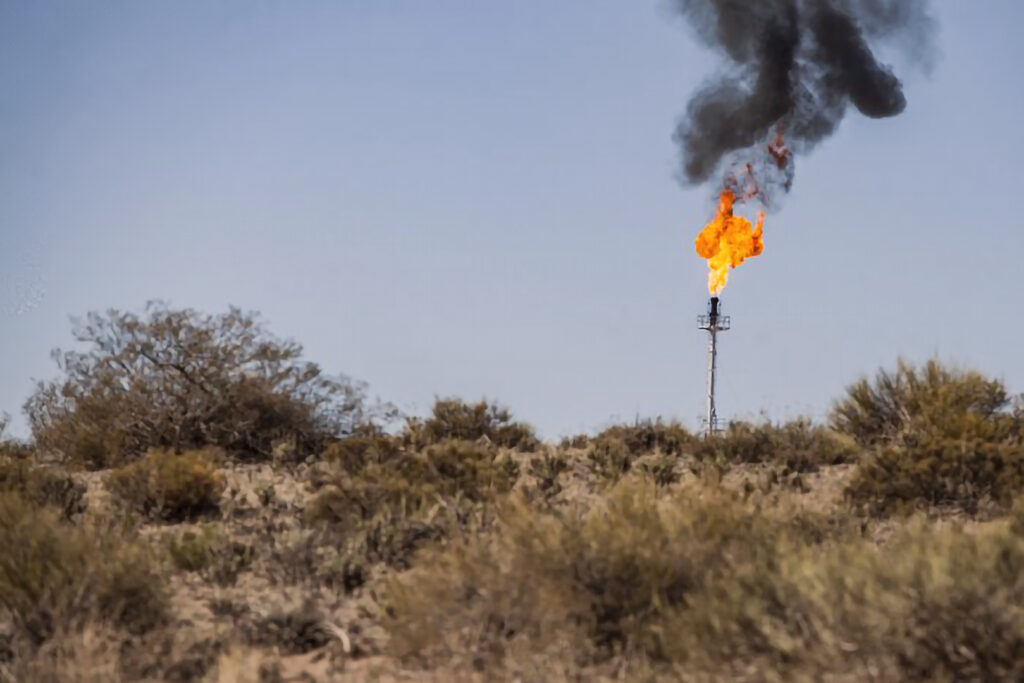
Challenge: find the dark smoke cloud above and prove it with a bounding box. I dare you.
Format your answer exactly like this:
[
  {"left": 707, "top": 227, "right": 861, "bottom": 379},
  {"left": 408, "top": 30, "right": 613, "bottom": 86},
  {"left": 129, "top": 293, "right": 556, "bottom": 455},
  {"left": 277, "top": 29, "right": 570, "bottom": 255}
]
[{"left": 673, "top": 0, "right": 934, "bottom": 195}]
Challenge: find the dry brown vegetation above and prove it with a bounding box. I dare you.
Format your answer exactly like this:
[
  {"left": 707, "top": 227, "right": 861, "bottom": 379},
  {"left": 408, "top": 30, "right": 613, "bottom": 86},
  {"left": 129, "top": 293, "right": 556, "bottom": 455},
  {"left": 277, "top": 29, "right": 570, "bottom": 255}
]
[
  {"left": 3, "top": 305, "right": 1024, "bottom": 681},
  {"left": 107, "top": 448, "right": 226, "bottom": 522},
  {"left": 837, "top": 359, "right": 1024, "bottom": 515}
]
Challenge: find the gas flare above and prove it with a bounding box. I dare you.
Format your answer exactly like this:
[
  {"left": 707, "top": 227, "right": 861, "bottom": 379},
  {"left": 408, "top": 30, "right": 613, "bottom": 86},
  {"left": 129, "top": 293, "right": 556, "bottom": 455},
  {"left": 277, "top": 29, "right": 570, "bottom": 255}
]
[{"left": 695, "top": 189, "right": 764, "bottom": 295}]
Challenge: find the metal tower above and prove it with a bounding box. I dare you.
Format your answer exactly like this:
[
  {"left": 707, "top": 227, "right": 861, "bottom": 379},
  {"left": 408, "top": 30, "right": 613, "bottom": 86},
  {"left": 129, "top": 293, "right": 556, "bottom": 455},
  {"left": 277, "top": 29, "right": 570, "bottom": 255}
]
[{"left": 697, "top": 296, "right": 729, "bottom": 437}]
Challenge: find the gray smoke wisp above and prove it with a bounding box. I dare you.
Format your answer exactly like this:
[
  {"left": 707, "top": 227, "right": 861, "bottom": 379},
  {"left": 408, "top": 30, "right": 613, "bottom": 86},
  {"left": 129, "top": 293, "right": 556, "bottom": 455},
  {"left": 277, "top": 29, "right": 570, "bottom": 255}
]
[{"left": 673, "top": 0, "right": 934, "bottom": 204}]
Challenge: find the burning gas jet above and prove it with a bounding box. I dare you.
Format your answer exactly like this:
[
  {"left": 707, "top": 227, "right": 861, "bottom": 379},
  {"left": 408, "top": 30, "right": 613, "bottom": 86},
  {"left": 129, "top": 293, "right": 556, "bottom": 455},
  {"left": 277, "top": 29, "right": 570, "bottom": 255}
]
[
  {"left": 695, "top": 189, "right": 764, "bottom": 296},
  {"left": 675, "top": 0, "right": 934, "bottom": 432},
  {"left": 693, "top": 132, "right": 784, "bottom": 294},
  {"left": 675, "top": 0, "right": 934, "bottom": 294}
]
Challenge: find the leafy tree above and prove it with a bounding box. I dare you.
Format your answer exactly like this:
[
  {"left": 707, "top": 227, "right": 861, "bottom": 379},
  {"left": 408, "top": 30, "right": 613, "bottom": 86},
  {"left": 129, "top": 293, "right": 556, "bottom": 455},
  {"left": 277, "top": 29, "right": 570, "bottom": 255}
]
[{"left": 25, "top": 302, "right": 394, "bottom": 467}]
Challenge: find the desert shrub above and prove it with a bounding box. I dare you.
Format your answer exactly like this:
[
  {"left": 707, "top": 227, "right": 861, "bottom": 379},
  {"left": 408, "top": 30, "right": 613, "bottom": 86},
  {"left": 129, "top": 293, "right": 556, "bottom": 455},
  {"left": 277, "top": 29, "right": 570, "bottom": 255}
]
[
  {"left": 584, "top": 420, "right": 696, "bottom": 484},
  {"left": 0, "top": 492, "right": 168, "bottom": 646},
  {"left": 337, "top": 511, "right": 453, "bottom": 574},
  {"left": 1, "top": 624, "right": 127, "bottom": 683},
  {"left": 0, "top": 425, "right": 33, "bottom": 462},
  {"left": 25, "top": 303, "right": 394, "bottom": 468},
  {"left": 5, "top": 624, "right": 229, "bottom": 683},
  {"left": 386, "top": 483, "right": 800, "bottom": 670},
  {"left": 831, "top": 358, "right": 1013, "bottom": 447},
  {"left": 0, "top": 459, "right": 85, "bottom": 520},
  {"left": 307, "top": 440, "right": 516, "bottom": 572},
  {"left": 403, "top": 398, "right": 539, "bottom": 451},
  {"left": 107, "top": 448, "right": 226, "bottom": 521},
  {"left": 242, "top": 606, "right": 334, "bottom": 656},
  {"left": 388, "top": 478, "right": 1024, "bottom": 680},
  {"left": 586, "top": 436, "right": 634, "bottom": 482},
  {"left": 527, "top": 451, "right": 570, "bottom": 497},
  {"left": 320, "top": 434, "right": 404, "bottom": 474},
  {"left": 595, "top": 418, "right": 695, "bottom": 457},
  {"left": 638, "top": 453, "right": 682, "bottom": 487},
  {"left": 559, "top": 434, "right": 589, "bottom": 450},
  {"left": 166, "top": 530, "right": 211, "bottom": 572},
  {"left": 667, "top": 517, "right": 1024, "bottom": 681},
  {"left": 846, "top": 420, "right": 1024, "bottom": 515},
  {"left": 307, "top": 439, "right": 518, "bottom": 525},
  {"left": 693, "top": 418, "right": 858, "bottom": 471},
  {"left": 256, "top": 528, "right": 326, "bottom": 588},
  {"left": 835, "top": 361, "right": 1024, "bottom": 514},
  {"left": 167, "top": 527, "right": 256, "bottom": 586}
]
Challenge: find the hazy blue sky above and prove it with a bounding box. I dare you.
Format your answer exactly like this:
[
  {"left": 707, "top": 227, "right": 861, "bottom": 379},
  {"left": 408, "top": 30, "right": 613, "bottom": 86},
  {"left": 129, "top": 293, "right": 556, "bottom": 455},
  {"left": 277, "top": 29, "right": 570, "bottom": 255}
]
[{"left": 1, "top": 1, "right": 1022, "bottom": 439}]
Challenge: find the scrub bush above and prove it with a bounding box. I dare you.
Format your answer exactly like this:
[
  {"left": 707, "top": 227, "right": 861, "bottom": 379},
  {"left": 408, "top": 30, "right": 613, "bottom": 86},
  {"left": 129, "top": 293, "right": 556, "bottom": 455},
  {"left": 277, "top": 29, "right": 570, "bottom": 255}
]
[
  {"left": 107, "top": 448, "right": 226, "bottom": 522},
  {"left": 0, "top": 458, "right": 85, "bottom": 520},
  {"left": 831, "top": 359, "right": 1012, "bottom": 447},
  {"left": 693, "top": 419, "right": 858, "bottom": 471},
  {"left": 0, "top": 493, "right": 167, "bottom": 646},
  {"left": 307, "top": 439, "right": 517, "bottom": 525},
  {"left": 385, "top": 483, "right": 800, "bottom": 670},
  {"left": 402, "top": 399, "right": 539, "bottom": 451},
  {"left": 594, "top": 418, "right": 695, "bottom": 457},
  {"left": 25, "top": 303, "right": 393, "bottom": 467},
  {"left": 836, "top": 360, "right": 1024, "bottom": 514}
]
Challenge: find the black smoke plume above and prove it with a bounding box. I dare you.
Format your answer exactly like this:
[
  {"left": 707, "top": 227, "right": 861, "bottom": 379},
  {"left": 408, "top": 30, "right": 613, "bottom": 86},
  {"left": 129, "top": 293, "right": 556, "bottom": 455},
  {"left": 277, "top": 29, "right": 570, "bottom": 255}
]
[{"left": 673, "top": 0, "right": 934, "bottom": 203}]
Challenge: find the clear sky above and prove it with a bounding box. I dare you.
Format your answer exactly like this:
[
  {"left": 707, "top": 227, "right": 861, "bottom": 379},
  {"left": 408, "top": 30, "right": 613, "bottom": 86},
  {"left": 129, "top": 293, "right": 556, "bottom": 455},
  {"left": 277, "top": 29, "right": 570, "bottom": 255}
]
[{"left": 1, "top": 0, "right": 1022, "bottom": 439}]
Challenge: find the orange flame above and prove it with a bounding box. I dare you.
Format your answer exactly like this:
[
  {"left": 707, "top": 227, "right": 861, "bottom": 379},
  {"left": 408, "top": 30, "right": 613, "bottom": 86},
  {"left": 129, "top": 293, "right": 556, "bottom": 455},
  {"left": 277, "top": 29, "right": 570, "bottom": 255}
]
[{"left": 695, "top": 189, "right": 765, "bottom": 295}]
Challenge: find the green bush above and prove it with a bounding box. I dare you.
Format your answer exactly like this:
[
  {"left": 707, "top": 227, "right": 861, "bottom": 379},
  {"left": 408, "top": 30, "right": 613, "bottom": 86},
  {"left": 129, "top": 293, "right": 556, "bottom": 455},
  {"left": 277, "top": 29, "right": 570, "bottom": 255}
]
[
  {"left": 402, "top": 398, "right": 539, "bottom": 451},
  {"left": 693, "top": 419, "right": 858, "bottom": 471},
  {"left": 167, "top": 529, "right": 211, "bottom": 572},
  {"left": 0, "top": 492, "right": 168, "bottom": 646},
  {"left": 106, "top": 448, "right": 226, "bottom": 521},
  {"left": 835, "top": 361, "right": 1024, "bottom": 514},
  {"left": 846, "top": 417, "right": 1024, "bottom": 515},
  {"left": 831, "top": 359, "right": 1012, "bottom": 447}
]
